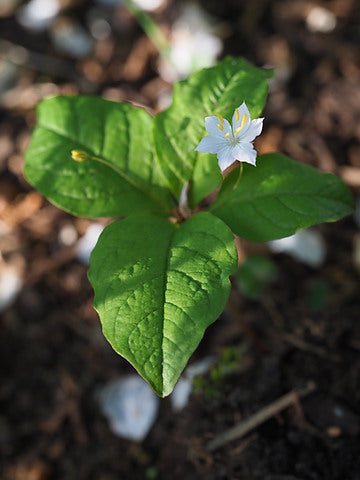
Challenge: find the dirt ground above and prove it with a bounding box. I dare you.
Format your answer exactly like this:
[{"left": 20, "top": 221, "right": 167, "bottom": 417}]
[{"left": 1, "top": 1, "right": 360, "bottom": 479}]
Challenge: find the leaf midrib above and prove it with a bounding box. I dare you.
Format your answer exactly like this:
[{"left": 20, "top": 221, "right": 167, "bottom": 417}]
[
  {"left": 160, "top": 225, "right": 178, "bottom": 396},
  {"left": 211, "top": 190, "right": 351, "bottom": 214},
  {"left": 37, "top": 122, "right": 170, "bottom": 213}
]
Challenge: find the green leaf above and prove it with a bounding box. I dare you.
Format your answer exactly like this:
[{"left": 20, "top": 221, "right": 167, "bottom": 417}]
[
  {"left": 24, "top": 96, "right": 173, "bottom": 218},
  {"left": 210, "top": 153, "right": 355, "bottom": 242},
  {"left": 153, "top": 56, "right": 273, "bottom": 207},
  {"left": 88, "top": 212, "right": 237, "bottom": 396}
]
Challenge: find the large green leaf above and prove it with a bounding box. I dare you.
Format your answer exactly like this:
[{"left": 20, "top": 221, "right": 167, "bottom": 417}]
[
  {"left": 24, "top": 96, "right": 172, "bottom": 218},
  {"left": 153, "top": 56, "right": 273, "bottom": 207},
  {"left": 88, "top": 212, "right": 237, "bottom": 396},
  {"left": 210, "top": 153, "right": 354, "bottom": 242}
]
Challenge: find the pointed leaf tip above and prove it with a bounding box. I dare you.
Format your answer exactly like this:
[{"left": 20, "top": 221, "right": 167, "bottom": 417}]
[{"left": 88, "top": 212, "right": 238, "bottom": 396}]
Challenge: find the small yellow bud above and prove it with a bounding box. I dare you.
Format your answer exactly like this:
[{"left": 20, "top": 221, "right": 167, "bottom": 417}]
[{"left": 71, "top": 150, "right": 89, "bottom": 162}]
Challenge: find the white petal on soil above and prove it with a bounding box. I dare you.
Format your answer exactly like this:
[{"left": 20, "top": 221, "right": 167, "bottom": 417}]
[
  {"left": 268, "top": 228, "right": 326, "bottom": 267},
  {"left": 171, "top": 378, "right": 193, "bottom": 411},
  {"left": 157, "top": 3, "right": 222, "bottom": 81},
  {"left": 306, "top": 6, "right": 336, "bottom": 33},
  {"left": 0, "top": 266, "right": 23, "bottom": 312},
  {"left": 17, "top": 0, "right": 60, "bottom": 32},
  {"left": 98, "top": 376, "right": 159, "bottom": 441},
  {"left": 132, "top": 0, "right": 165, "bottom": 11},
  {"left": 58, "top": 224, "right": 78, "bottom": 247},
  {"left": 185, "top": 356, "right": 214, "bottom": 379},
  {"left": 75, "top": 223, "right": 104, "bottom": 264},
  {"left": 170, "top": 357, "right": 214, "bottom": 411}
]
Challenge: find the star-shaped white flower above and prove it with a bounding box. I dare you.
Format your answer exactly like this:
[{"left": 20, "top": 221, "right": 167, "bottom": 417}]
[{"left": 195, "top": 102, "right": 263, "bottom": 171}]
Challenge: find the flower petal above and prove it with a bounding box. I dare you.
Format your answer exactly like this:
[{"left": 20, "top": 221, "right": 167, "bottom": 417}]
[
  {"left": 217, "top": 145, "right": 237, "bottom": 171},
  {"left": 239, "top": 118, "right": 264, "bottom": 143},
  {"left": 195, "top": 135, "right": 227, "bottom": 154},
  {"left": 232, "top": 142, "right": 257, "bottom": 166},
  {"left": 232, "top": 102, "right": 251, "bottom": 136},
  {"left": 205, "top": 116, "right": 232, "bottom": 137}
]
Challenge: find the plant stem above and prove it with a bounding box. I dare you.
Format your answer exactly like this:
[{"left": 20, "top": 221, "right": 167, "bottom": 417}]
[{"left": 123, "top": 0, "right": 171, "bottom": 61}]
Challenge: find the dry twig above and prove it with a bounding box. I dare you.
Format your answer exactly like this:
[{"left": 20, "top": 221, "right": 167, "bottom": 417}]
[{"left": 206, "top": 381, "right": 316, "bottom": 451}]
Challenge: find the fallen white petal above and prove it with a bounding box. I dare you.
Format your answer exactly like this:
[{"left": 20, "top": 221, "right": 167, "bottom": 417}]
[
  {"left": 98, "top": 376, "right": 159, "bottom": 441},
  {"left": 268, "top": 228, "right": 326, "bottom": 267},
  {"left": 0, "top": 266, "right": 23, "bottom": 312},
  {"left": 17, "top": 0, "right": 60, "bottom": 32},
  {"left": 132, "top": 0, "right": 165, "bottom": 11},
  {"left": 170, "top": 378, "right": 193, "bottom": 411},
  {"left": 306, "top": 6, "right": 336, "bottom": 33},
  {"left": 170, "top": 356, "right": 214, "bottom": 411},
  {"left": 75, "top": 223, "right": 104, "bottom": 264}
]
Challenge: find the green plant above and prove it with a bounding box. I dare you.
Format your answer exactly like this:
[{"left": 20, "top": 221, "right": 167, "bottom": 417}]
[{"left": 24, "top": 57, "right": 354, "bottom": 396}]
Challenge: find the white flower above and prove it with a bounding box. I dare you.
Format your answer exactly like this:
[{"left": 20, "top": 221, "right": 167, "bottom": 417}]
[{"left": 195, "top": 102, "right": 263, "bottom": 171}]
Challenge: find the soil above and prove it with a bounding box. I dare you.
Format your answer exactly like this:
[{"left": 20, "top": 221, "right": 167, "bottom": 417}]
[{"left": 1, "top": 1, "right": 360, "bottom": 479}]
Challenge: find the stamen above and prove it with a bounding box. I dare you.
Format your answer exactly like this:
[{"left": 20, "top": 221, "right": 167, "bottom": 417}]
[
  {"left": 216, "top": 113, "right": 224, "bottom": 123},
  {"left": 217, "top": 123, "right": 224, "bottom": 131},
  {"left": 236, "top": 109, "right": 239, "bottom": 122},
  {"left": 234, "top": 114, "right": 247, "bottom": 135},
  {"left": 241, "top": 113, "right": 247, "bottom": 128},
  {"left": 225, "top": 132, "right": 230, "bottom": 138}
]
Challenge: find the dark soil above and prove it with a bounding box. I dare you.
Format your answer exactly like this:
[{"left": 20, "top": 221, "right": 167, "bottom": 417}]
[{"left": 1, "top": 1, "right": 359, "bottom": 479}]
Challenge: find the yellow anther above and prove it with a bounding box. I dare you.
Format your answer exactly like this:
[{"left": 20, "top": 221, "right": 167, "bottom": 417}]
[
  {"left": 234, "top": 114, "right": 247, "bottom": 135},
  {"left": 216, "top": 113, "right": 224, "bottom": 123},
  {"left": 236, "top": 109, "right": 239, "bottom": 122},
  {"left": 217, "top": 123, "right": 224, "bottom": 131},
  {"left": 225, "top": 132, "right": 230, "bottom": 138},
  {"left": 71, "top": 150, "right": 89, "bottom": 162}
]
